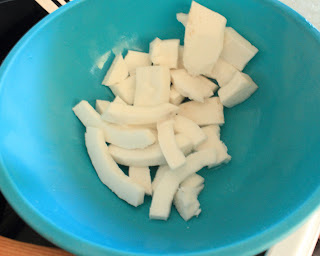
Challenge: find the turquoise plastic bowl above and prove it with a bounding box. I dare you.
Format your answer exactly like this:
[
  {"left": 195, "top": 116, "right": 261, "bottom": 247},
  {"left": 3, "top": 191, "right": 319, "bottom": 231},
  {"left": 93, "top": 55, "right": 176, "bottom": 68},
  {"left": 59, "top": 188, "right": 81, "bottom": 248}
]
[{"left": 1, "top": 0, "right": 320, "bottom": 255}]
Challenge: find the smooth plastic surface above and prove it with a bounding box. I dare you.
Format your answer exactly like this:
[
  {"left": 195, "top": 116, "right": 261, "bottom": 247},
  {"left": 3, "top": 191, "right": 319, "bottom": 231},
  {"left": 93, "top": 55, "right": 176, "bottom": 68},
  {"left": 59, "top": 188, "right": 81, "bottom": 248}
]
[{"left": 0, "top": 0, "right": 320, "bottom": 255}]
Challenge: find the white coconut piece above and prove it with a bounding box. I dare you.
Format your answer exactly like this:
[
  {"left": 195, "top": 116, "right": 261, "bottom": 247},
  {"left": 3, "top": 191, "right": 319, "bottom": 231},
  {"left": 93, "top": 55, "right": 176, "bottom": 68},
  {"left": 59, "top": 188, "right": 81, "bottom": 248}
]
[
  {"left": 85, "top": 127, "right": 145, "bottom": 207},
  {"left": 152, "top": 165, "right": 170, "bottom": 192},
  {"left": 196, "top": 125, "right": 231, "bottom": 167},
  {"left": 129, "top": 166, "right": 152, "bottom": 196},
  {"left": 157, "top": 119, "right": 186, "bottom": 170},
  {"left": 205, "top": 58, "right": 238, "bottom": 87},
  {"left": 124, "top": 50, "right": 151, "bottom": 76},
  {"left": 218, "top": 71, "right": 258, "bottom": 108},
  {"left": 149, "top": 149, "right": 216, "bottom": 220},
  {"left": 109, "top": 75, "right": 136, "bottom": 105},
  {"left": 101, "top": 102, "right": 179, "bottom": 125},
  {"left": 95, "top": 100, "right": 110, "bottom": 114},
  {"left": 134, "top": 66, "right": 171, "bottom": 107},
  {"left": 176, "top": 13, "right": 188, "bottom": 27},
  {"left": 174, "top": 115, "right": 207, "bottom": 148},
  {"left": 169, "top": 87, "right": 185, "bottom": 105},
  {"left": 73, "top": 100, "right": 155, "bottom": 149},
  {"left": 221, "top": 27, "right": 258, "bottom": 71},
  {"left": 178, "top": 97, "right": 224, "bottom": 126},
  {"left": 171, "top": 69, "right": 213, "bottom": 102},
  {"left": 180, "top": 173, "right": 204, "bottom": 188},
  {"left": 102, "top": 54, "right": 129, "bottom": 86},
  {"left": 108, "top": 133, "right": 193, "bottom": 167},
  {"left": 149, "top": 38, "right": 180, "bottom": 69},
  {"left": 183, "top": 2, "right": 227, "bottom": 75}
]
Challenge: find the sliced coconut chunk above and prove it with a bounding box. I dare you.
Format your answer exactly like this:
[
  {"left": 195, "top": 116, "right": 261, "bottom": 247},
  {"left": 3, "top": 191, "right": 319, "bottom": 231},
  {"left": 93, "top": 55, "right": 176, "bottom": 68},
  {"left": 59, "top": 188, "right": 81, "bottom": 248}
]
[
  {"left": 174, "top": 186, "right": 203, "bottom": 221},
  {"left": 183, "top": 2, "right": 226, "bottom": 75},
  {"left": 174, "top": 115, "right": 206, "bottom": 148},
  {"left": 196, "top": 125, "right": 231, "bottom": 167},
  {"left": 73, "top": 100, "right": 155, "bottom": 149},
  {"left": 109, "top": 75, "right": 136, "bottom": 105},
  {"left": 129, "top": 166, "right": 152, "bottom": 195},
  {"left": 101, "top": 102, "right": 179, "bottom": 125},
  {"left": 109, "top": 133, "right": 193, "bottom": 167},
  {"left": 124, "top": 50, "right": 151, "bottom": 76},
  {"left": 171, "top": 69, "right": 213, "bottom": 102},
  {"left": 176, "top": 13, "right": 188, "bottom": 27},
  {"left": 102, "top": 54, "right": 128, "bottom": 86},
  {"left": 180, "top": 173, "right": 204, "bottom": 188},
  {"left": 85, "top": 127, "right": 144, "bottom": 207},
  {"left": 218, "top": 71, "right": 258, "bottom": 108},
  {"left": 95, "top": 100, "right": 110, "bottom": 115},
  {"left": 150, "top": 149, "right": 216, "bottom": 220},
  {"left": 169, "top": 87, "right": 185, "bottom": 105},
  {"left": 221, "top": 27, "right": 258, "bottom": 71},
  {"left": 179, "top": 97, "right": 224, "bottom": 126},
  {"left": 205, "top": 58, "right": 238, "bottom": 87},
  {"left": 113, "top": 96, "right": 126, "bottom": 105},
  {"left": 149, "top": 38, "right": 180, "bottom": 69},
  {"left": 134, "top": 66, "right": 171, "bottom": 106},
  {"left": 152, "top": 165, "right": 170, "bottom": 192},
  {"left": 157, "top": 119, "right": 186, "bottom": 170}
]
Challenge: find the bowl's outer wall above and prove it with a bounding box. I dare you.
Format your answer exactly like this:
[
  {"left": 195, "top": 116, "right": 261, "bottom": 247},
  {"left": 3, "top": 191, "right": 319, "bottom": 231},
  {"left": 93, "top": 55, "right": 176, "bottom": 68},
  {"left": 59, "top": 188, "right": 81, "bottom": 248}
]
[{"left": 1, "top": 0, "right": 320, "bottom": 255}]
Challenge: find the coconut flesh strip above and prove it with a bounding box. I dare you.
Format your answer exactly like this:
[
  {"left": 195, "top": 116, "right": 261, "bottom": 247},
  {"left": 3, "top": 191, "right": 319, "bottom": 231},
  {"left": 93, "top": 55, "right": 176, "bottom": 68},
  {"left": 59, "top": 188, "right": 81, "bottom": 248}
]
[
  {"left": 85, "top": 127, "right": 145, "bottom": 207},
  {"left": 109, "top": 133, "right": 193, "bottom": 167},
  {"left": 124, "top": 50, "right": 151, "bottom": 76},
  {"left": 108, "top": 75, "right": 136, "bottom": 105},
  {"left": 174, "top": 115, "right": 207, "bottom": 148},
  {"left": 129, "top": 166, "right": 152, "bottom": 196},
  {"left": 101, "top": 102, "right": 179, "bottom": 125},
  {"left": 149, "top": 149, "right": 217, "bottom": 220},
  {"left": 171, "top": 69, "right": 213, "bottom": 102},
  {"left": 134, "top": 66, "right": 171, "bottom": 107},
  {"left": 102, "top": 54, "right": 129, "bottom": 86},
  {"left": 157, "top": 119, "right": 186, "bottom": 170},
  {"left": 220, "top": 27, "right": 258, "bottom": 71},
  {"left": 73, "top": 100, "right": 155, "bottom": 149},
  {"left": 152, "top": 165, "right": 171, "bottom": 192},
  {"left": 183, "top": 1, "right": 226, "bottom": 76},
  {"left": 178, "top": 97, "right": 224, "bottom": 126},
  {"left": 196, "top": 125, "right": 231, "bottom": 167},
  {"left": 169, "top": 87, "right": 185, "bottom": 106}
]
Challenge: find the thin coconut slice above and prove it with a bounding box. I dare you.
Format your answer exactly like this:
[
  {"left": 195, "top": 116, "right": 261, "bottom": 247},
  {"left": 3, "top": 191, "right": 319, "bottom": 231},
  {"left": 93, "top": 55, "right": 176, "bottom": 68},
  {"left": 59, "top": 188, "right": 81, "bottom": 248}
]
[
  {"left": 109, "top": 133, "right": 193, "bottom": 167},
  {"left": 171, "top": 69, "right": 213, "bottom": 102},
  {"left": 178, "top": 97, "right": 224, "bottom": 126},
  {"left": 183, "top": 2, "right": 227, "bottom": 75},
  {"left": 218, "top": 71, "right": 258, "bottom": 108},
  {"left": 95, "top": 100, "right": 110, "bottom": 114},
  {"left": 174, "top": 115, "right": 207, "bottom": 148},
  {"left": 220, "top": 27, "right": 259, "bottom": 71},
  {"left": 149, "top": 149, "right": 216, "bottom": 220},
  {"left": 157, "top": 119, "right": 186, "bottom": 170},
  {"left": 85, "top": 127, "right": 145, "bottom": 207},
  {"left": 129, "top": 166, "right": 152, "bottom": 195},
  {"left": 134, "top": 66, "right": 171, "bottom": 107},
  {"left": 205, "top": 58, "right": 238, "bottom": 87},
  {"left": 149, "top": 38, "right": 180, "bottom": 69},
  {"left": 196, "top": 125, "right": 231, "bottom": 167},
  {"left": 101, "top": 102, "right": 179, "bottom": 125},
  {"left": 152, "top": 165, "right": 171, "bottom": 192},
  {"left": 102, "top": 54, "right": 129, "bottom": 86},
  {"left": 124, "top": 50, "right": 151, "bottom": 76},
  {"left": 109, "top": 75, "right": 136, "bottom": 105},
  {"left": 73, "top": 100, "right": 155, "bottom": 149},
  {"left": 169, "top": 87, "right": 185, "bottom": 106}
]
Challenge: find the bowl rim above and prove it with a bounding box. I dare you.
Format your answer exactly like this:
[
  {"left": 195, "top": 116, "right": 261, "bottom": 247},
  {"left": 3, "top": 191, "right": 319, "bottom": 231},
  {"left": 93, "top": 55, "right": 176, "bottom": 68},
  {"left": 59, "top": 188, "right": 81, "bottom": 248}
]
[{"left": 1, "top": 0, "right": 320, "bottom": 255}]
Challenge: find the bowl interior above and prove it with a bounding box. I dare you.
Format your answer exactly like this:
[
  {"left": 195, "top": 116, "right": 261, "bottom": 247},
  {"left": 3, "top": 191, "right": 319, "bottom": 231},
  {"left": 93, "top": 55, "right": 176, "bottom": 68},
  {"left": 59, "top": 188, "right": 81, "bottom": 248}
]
[{"left": 1, "top": 0, "right": 320, "bottom": 255}]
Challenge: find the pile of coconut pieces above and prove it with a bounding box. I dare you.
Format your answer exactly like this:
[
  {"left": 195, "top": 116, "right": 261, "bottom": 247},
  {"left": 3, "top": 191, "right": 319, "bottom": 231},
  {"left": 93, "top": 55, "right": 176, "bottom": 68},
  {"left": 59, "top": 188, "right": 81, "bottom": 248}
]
[{"left": 73, "top": 1, "right": 258, "bottom": 221}]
